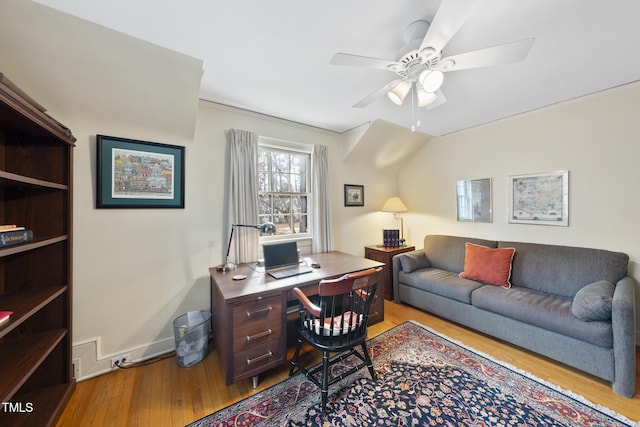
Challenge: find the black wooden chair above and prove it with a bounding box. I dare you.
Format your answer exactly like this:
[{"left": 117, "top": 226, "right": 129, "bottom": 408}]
[{"left": 289, "top": 267, "right": 383, "bottom": 411}]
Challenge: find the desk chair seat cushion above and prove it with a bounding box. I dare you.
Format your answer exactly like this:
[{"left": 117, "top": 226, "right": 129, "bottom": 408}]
[{"left": 305, "top": 311, "right": 363, "bottom": 336}]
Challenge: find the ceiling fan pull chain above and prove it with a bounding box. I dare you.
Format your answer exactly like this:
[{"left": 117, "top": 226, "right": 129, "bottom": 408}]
[
  {"left": 410, "top": 82, "right": 422, "bottom": 132},
  {"left": 411, "top": 83, "right": 416, "bottom": 132}
]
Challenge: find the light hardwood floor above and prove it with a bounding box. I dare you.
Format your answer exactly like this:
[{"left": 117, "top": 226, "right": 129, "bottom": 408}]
[{"left": 56, "top": 301, "right": 640, "bottom": 426}]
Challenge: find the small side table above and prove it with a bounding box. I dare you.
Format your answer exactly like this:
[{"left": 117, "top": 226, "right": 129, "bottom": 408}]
[{"left": 364, "top": 245, "right": 416, "bottom": 300}]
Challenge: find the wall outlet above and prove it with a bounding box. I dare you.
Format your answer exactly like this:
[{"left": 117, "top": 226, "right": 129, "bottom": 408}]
[
  {"left": 110, "top": 353, "right": 130, "bottom": 368},
  {"left": 72, "top": 358, "right": 81, "bottom": 379}
]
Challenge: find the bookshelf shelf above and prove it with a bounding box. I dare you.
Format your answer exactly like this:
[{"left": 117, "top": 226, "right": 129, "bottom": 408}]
[
  {"left": 0, "top": 235, "right": 68, "bottom": 257},
  {"left": 0, "top": 170, "right": 68, "bottom": 190}
]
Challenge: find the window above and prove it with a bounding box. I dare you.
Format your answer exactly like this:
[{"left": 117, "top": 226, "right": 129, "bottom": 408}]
[{"left": 258, "top": 142, "right": 311, "bottom": 238}]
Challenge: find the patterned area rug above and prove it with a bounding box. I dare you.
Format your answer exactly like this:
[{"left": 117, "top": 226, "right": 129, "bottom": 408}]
[{"left": 187, "top": 321, "right": 637, "bottom": 427}]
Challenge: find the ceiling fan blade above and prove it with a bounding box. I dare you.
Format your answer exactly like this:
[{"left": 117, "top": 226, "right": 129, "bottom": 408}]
[
  {"left": 438, "top": 38, "right": 535, "bottom": 71},
  {"left": 419, "top": 0, "right": 483, "bottom": 57},
  {"left": 330, "top": 53, "right": 401, "bottom": 72},
  {"left": 353, "top": 79, "right": 404, "bottom": 108}
]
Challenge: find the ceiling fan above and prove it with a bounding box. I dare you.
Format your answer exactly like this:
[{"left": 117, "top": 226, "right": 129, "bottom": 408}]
[{"left": 330, "top": 0, "right": 535, "bottom": 126}]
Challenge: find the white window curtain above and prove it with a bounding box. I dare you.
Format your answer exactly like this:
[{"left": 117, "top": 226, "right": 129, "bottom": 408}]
[
  {"left": 311, "top": 144, "right": 333, "bottom": 252},
  {"left": 227, "top": 129, "right": 259, "bottom": 264}
]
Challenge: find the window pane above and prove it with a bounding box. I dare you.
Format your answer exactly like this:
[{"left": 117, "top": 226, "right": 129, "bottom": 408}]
[
  {"left": 292, "top": 195, "right": 308, "bottom": 214},
  {"left": 258, "top": 171, "right": 270, "bottom": 192},
  {"left": 258, "top": 149, "right": 269, "bottom": 171},
  {"left": 291, "top": 154, "right": 307, "bottom": 174},
  {"left": 271, "top": 152, "right": 289, "bottom": 173},
  {"left": 290, "top": 173, "right": 306, "bottom": 193},
  {"left": 258, "top": 194, "right": 271, "bottom": 215},
  {"left": 258, "top": 214, "right": 272, "bottom": 225},
  {"left": 273, "top": 195, "right": 291, "bottom": 215},
  {"left": 272, "top": 173, "right": 290, "bottom": 192},
  {"left": 294, "top": 214, "right": 308, "bottom": 233},
  {"left": 273, "top": 215, "right": 292, "bottom": 235}
]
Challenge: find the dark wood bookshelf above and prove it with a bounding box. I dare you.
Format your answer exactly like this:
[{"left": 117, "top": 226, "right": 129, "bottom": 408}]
[{"left": 0, "top": 76, "right": 75, "bottom": 426}]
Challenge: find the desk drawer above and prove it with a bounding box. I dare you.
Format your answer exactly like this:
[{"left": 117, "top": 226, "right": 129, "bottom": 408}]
[
  {"left": 364, "top": 248, "right": 387, "bottom": 263},
  {"left": 232, "top": 295, "right": 282, "bottom": 352},
  {"left": 368, "top": 291, "right": 383, "bottom": 325},
  {"left": 234, "top": 342, "right": 284, "bottom": 380}
]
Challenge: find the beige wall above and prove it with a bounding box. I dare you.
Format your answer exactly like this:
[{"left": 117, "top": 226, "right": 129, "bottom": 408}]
[
  {"left": 398, "top": 82, "right": 640, "bottom": 342},
  {"left": 54, "top": 100, "right": 400, "bottom": 380},
  {"left": 69, "top": 102, "right": 397, "bottom": 379}
]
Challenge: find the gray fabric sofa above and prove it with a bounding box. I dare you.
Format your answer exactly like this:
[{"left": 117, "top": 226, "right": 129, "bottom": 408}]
[{"left": 392, "top": 234, "right": 637, "bottom": 397}]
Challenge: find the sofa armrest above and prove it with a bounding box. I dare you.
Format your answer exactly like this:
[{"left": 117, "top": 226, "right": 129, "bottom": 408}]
[
  {"left": 611, "top": 276, "right": 637, "bottom": 397},
  {"left": 392, "top": 249, "right": 426, "bottom": 304}
]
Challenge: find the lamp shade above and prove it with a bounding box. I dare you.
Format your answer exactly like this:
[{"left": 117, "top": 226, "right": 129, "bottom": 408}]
[
  {"left": 381, "top": 197, "right": 408, "bottom": 213},
  {"left": 258, "top": 222, "right": 277, "bottom": 234},
  {"left": 417, "top": 87, "right": 438, "bottom": 107},
  {"left": 387, "top": 80, "right": 411, "bottom": 105}
]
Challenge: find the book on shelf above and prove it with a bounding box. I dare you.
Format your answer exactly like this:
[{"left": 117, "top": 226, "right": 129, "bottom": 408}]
[
  {"left": 0, "top": 311, "right": 12, "bottom": 325},
  {"left": 0, "top": 229, "right": 33, "bottom": 247},
  {"left": 0, "top": 225, "right": 26, "bottom": 232}
]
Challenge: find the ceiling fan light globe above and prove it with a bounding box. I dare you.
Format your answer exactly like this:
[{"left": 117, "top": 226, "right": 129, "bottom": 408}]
[
  {"left": 417, "top": 88, "right": 438, "bottom": 107},
  {"left": 419, "top": 69, "right": 444, "bottom": 92},
  {"left": 387, "top": 91, "right": 404, "bottom": 106},
  {"left": 387, "top": 80, "right": 411, "bottom": 105}
]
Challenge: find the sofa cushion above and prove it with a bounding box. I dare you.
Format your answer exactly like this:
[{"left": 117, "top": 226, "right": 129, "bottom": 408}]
[
  {"left": 399, "top": 268, "right": 484, "bottom": 304},
  {"left": 498, "top": 241, "right": 629, "bottom": 297},
  {"left": 459, "top": 243, "right": 516, "bottom": 289},
  {"left": 571, "top": 281, "right": 615, "bottom": 321},
  {"left": 399, "top": 251, "right": 430, "bottom": 273},
  {"left": 472, "top": 285, "right": 613, "bottom": 348},
  {"left": 424, "top": 235, "right": 498, "bottom": 273}
]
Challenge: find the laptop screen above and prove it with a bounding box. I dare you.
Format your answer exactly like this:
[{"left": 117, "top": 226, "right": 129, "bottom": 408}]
[{"left": 263, "top": 241, "right": 299, "bottom": 270}]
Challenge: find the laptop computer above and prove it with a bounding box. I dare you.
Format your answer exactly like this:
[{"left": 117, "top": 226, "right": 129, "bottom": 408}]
[{"left": 263, "top": 241, "right": 312, "bottom": 279}]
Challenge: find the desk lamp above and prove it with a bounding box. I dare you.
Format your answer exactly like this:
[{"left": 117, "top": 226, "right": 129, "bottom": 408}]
[
  {"left": 217, "top": 222, "right": 276, "bottom": 271},
  {"left": 381, "top": 197, "right": 408, "bottom": 246}
]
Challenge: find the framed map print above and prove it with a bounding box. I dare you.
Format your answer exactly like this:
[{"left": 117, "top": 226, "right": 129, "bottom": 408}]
[{"left": 508, "top": 171, "right": 568, "bottom": 226}]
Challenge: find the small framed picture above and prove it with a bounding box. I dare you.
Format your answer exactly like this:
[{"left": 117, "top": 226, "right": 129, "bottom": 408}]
[
  {"left": 508, "top": 171, "right": 568, "bottom": 226},
  {"left": 344, "top": 184, "right": 364, "bottom": 207},
  {"left": 96, "top": 135, "right": 185, "bottom": 208},
  {"left": 456, "top": 178, "right": 492, "bottom": 222}
]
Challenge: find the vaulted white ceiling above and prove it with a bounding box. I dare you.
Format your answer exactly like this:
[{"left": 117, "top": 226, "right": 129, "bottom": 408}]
[{"left": 33, "top": 0, "right": 640, "bottom": 136}]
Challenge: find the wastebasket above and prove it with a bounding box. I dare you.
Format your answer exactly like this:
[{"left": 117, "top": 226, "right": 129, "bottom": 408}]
[{"left": 173, "top": 310, "right": 211, "bottom": 367}]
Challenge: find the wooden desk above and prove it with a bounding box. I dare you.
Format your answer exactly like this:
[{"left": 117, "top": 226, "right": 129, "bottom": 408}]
[{"left": 209, "top": 251, "right": 384, "bottom": 386}]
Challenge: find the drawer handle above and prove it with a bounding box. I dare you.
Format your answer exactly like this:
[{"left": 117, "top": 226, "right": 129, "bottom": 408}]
[
  {"left": 246, "top": 329, "right": 272, "bottom": 342},
  {"left": 246, "top": 306, "right": 272, "bottom": 318},
  {"left": 246, "top": 351, "right": 273, "bottom": 366}
]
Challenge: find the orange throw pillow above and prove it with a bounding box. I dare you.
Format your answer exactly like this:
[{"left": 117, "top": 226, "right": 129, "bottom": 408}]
[{"left": 459, "top": 243, "right": 516, "bottom": 289}]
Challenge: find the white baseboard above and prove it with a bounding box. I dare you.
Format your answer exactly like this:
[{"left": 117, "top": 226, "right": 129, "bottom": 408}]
[{"left": 72, "top": 336, "right": 176, "bottom": 381}]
